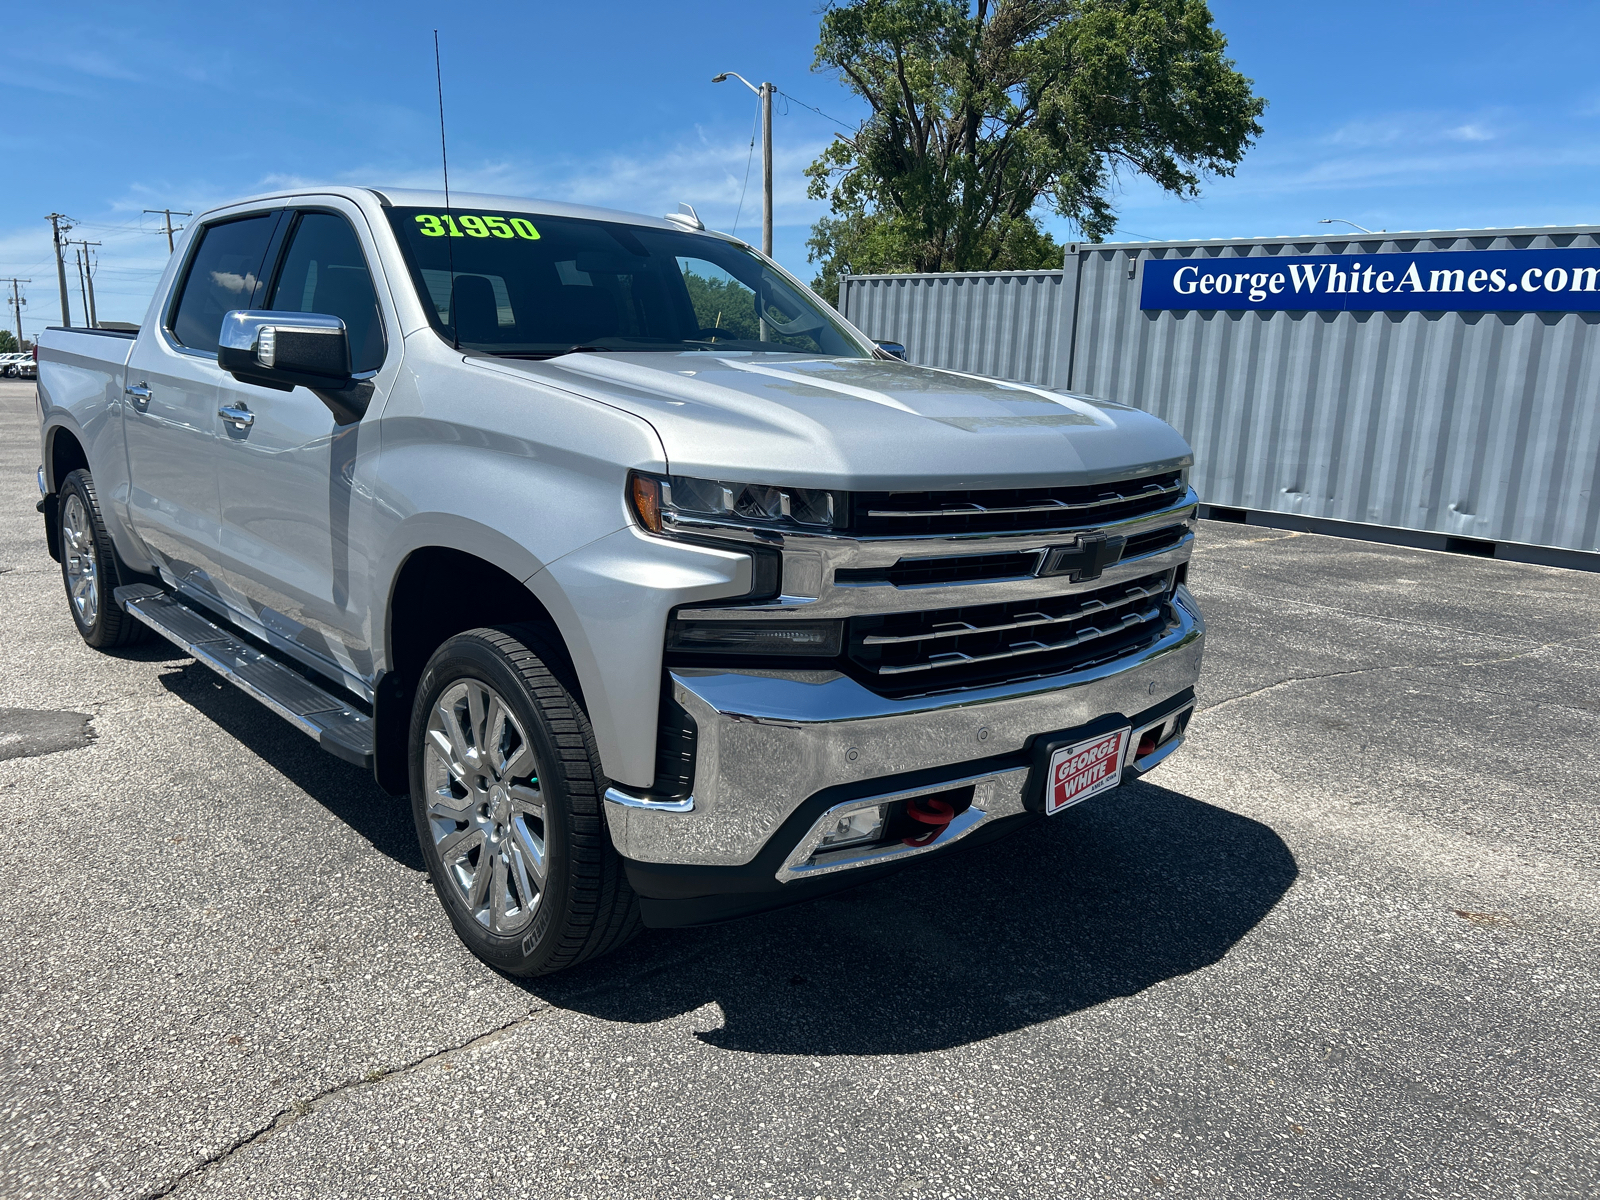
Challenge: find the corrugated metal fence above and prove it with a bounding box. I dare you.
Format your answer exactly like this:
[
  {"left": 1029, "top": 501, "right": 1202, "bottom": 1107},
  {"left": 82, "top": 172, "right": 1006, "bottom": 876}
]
[{"left": 839, "top": 226, "right": 1600, "bottom": 564}]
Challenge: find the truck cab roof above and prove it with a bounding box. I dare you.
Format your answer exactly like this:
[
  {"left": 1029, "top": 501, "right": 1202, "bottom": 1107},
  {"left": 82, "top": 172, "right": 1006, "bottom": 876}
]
[{"left": 197, "top": 185, "right": 723, "bottom": 240}]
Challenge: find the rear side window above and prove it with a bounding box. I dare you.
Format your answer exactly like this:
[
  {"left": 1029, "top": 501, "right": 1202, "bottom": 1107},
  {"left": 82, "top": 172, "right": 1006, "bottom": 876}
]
[
  {"left": 169, "top": 214, "right": 278, "bottom": 353},
  {"left": 267, "top": 212, "right": 386, "bottom": 373}
]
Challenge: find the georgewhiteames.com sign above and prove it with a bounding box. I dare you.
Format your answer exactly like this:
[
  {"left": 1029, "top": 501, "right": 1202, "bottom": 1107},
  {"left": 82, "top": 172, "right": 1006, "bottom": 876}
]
[{"left": 1140, "top": 248, "right": 1600, "bottom": 311}]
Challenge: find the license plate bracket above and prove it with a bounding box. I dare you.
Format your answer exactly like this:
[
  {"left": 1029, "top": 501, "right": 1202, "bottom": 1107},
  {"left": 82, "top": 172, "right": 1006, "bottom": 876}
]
[{"left": 1029, "top": 726, "right": 1131, "bottom": 816}]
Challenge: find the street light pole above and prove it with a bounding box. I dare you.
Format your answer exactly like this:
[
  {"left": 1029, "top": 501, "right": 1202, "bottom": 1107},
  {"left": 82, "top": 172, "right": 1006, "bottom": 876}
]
[
  {"left": 1318, "top": 218, "right": 1382, "bottom": 235},
  {"left": 713, "top": 71, "right": 775, "bottom": 257},
  {"left": 761, "top": 81, "right": 773, "bottom": 259}
]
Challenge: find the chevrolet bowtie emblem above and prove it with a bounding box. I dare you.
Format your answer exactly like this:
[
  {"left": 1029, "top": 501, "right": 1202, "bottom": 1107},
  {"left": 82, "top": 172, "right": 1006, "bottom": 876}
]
[{"left": 1037, "top": 533, "right": 1126, "bottom": 581}]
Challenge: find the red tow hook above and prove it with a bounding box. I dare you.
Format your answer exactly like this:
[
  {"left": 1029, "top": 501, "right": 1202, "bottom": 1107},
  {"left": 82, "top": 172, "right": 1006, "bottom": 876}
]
[{"left": 902, "top": 796, "right": 957, "bottom": 847}]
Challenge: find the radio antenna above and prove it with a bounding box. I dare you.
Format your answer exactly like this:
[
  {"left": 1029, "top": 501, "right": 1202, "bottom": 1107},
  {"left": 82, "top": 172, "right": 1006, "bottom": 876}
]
[{"left": 434, "top": 30, "right": 459, "bottom": 349}]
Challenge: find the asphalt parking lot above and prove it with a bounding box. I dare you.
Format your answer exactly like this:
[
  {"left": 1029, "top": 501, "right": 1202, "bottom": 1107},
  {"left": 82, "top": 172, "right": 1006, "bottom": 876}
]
[{"left": 0, "top": 375, "right": 1596, "bottom": 1200}]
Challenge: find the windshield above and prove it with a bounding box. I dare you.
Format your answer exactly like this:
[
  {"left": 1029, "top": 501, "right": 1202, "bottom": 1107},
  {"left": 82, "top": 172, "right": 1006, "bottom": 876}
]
[{"left": 385, "top": 206, "right": 870, "bottom": 359}]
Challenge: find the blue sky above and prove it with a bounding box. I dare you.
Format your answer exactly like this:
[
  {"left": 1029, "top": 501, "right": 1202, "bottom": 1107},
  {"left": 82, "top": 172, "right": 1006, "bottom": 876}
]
[{"left": 4, "top": 0, "right": 1599, "bottom": 336}]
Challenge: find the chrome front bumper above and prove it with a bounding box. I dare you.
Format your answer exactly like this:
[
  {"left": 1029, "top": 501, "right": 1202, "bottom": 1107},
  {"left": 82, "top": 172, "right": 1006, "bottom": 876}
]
[{"left": 604, "top": 585, "right": 1204, "bottom": 870}]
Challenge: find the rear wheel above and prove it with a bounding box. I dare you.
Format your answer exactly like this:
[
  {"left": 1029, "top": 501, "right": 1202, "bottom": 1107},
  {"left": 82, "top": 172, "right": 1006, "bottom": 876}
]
[
  {"left": 58, "top": 469, "right": 145, "bottom": 649},
  {"left": 409, "top": 626, "right": 642, "bottom": 975}
]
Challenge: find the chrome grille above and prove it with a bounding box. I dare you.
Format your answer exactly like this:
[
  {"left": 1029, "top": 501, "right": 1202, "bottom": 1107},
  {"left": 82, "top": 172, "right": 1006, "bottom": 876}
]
[
  {"left": 850, "top": 472, "right": 1185, "bottom": 537},
  {"left": 848, "top": 570, "right": 1175, "bottom": 691}
]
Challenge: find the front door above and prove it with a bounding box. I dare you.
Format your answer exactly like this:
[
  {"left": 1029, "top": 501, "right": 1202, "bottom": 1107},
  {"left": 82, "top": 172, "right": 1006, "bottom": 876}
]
[
  {"left": 123, "top": 210, "right": 282, "bottom": 601},
  {"left": 209, "top": 205, "right": 394, "bottom": 688}
]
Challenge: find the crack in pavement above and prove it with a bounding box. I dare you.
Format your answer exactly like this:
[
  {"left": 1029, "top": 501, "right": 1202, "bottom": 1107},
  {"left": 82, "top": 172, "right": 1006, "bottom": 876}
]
[
  {"left": 129, "top": 941, "right": 721, "bottom": 1200},
  {"left": 137, "top": 1008, "right": 546, "bottom": 1199},
  {"left": 1198, "top": 634, "right": 1600, "bottom": 716},
  {"left": 1198, "top": 660, "right": 1457, "bottom": 715}
]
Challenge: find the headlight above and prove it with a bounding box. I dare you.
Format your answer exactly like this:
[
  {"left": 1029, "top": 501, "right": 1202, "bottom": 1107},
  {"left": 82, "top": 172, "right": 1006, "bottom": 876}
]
[{"left": 629, "top": 472, "right": 842, "bottom": 535}]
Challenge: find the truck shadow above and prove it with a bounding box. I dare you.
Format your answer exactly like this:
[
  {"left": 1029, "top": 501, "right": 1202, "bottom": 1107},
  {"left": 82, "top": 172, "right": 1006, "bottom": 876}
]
[
  {"left": 536, "top": 783, "right": 1297, "bottom": 1056},
  {"left": 155, "top": 661, "right": 424, "bottom": 871},
  {"left": 154, "top": 657, "right": 1295, "bottom": 1055}
]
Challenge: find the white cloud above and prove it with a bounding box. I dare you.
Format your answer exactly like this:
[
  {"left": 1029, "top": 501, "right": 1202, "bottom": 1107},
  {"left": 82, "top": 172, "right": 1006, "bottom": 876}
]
[
  {"left": 0, "top": 132, "right": 844, "bottom": 328},
  {"left": 323, "top": 131, "right": 835, "bottom": 237}
]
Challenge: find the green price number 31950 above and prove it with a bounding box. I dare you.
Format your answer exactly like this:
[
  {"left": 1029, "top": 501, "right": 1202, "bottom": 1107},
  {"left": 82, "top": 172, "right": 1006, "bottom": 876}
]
[{"left": 414, "top": 213, "right": 540, "bottom": 240}]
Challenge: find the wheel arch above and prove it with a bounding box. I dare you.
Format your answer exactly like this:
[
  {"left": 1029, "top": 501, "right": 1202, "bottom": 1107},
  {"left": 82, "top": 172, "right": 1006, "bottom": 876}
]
[
  {"left": 372, "top": 544, "right": 584, "bottom": 796},
  {"left": 46, "top": 422, "right": 90, "bottom": 494}
]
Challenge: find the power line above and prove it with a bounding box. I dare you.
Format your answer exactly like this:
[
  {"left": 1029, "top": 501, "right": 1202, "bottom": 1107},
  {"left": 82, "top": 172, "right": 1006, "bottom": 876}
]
[
  {"left": 773, "top": 88, "right": 857, "bottom": 131},
  {"left": 731, "top": 93, "right": 760, "bottom": 238}
]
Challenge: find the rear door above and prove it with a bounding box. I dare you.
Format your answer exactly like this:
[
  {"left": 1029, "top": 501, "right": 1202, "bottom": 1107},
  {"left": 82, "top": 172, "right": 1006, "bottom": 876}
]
[
  {"left": 208, "top": 203, "right": 395, "bottom": 688},
  {"left": 123, "top": 210, "right": 284, "bottom": 600}
]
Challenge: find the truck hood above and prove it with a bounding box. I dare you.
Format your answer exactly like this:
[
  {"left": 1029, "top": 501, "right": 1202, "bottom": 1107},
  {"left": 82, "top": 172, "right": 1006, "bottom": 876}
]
[{"left": 489, "top": 352, "right": 1192, "bottom": 491}]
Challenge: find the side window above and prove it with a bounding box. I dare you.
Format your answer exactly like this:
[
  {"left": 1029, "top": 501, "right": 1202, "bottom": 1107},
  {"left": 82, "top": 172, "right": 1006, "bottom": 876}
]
[
  {"left": 267, "top": 212, "right": 386, "bottom": 373},
  {"left": 169, "top": 214, "right": 278, "bottom": 354},
  {"left": 677, "top": 258, "right": 759, "bottom": 342}
]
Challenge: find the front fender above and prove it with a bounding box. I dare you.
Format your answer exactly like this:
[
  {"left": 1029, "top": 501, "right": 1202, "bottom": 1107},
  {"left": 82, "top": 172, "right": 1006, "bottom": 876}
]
[{"left": 530, "top": 528, "right": 751, "bottom": 788}]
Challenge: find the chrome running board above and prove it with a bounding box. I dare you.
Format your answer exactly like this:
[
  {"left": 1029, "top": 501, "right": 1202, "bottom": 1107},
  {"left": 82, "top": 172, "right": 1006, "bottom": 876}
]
[{"left": 113, "top": 584, "right": 374, "bottom": 769}]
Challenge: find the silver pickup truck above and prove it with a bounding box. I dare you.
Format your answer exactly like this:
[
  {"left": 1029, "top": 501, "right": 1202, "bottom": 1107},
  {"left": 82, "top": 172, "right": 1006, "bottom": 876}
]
[{"left": 35, "top": 186, "right": 1205, "bottom": 975}]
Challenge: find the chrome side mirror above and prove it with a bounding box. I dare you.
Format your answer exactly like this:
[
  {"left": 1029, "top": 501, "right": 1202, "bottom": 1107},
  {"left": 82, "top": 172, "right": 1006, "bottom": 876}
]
[
  {"left": 874, "top": 340, "right": 908, "bottom": 361},
  {"left": 218, "top": 310, "right": 353, "bottom": 392}
]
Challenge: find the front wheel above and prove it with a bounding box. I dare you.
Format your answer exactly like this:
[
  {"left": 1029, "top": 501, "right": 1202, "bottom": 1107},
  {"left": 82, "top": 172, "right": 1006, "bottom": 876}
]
[{"left": 409, "top": 626, "right": 642, "bottom": 976}]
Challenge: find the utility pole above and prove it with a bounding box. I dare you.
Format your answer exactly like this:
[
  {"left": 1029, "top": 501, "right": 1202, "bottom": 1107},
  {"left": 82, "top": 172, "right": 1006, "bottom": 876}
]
[
  {"left": 45, "top": 214, "right": 73, "bottom": 328},
  {"left": 712, "top": 73, "right": 775, "bottom": 256},
  {"left": 712, "top": 72, "right": 776, "bottom": 339},
  {"left": 73, "top": 248, "right": 86, "bottom": 328},
  {"left": 84, "top": 247, "right": 99, "bottom": 329},
  {"left": 760, "top": 81, "right": 773, "bottom": 259},
  {"left": 67, "top": 239, "right": 101, "bottom": 328},
  {"left": 5, "top": 279, "right": 29, "bottom": 351},
  {"left": 144, "top": 208, "right": 191, "bottom": 254}
]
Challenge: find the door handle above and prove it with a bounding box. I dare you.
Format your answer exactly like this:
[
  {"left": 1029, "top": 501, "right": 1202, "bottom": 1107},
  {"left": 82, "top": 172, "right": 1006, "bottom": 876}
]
[
  {"left": 218, "top": 404, "right": 255, "bottom": 429},
  {"left": 124, "top": 382, "right": 152, "bottom": 412}
]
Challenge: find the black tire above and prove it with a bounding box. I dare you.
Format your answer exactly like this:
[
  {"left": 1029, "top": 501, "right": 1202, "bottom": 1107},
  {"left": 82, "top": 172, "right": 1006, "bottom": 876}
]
[
  {"left": 409, "top": 625, "right": 643, "bottom": 976},
  {"left": 58, "top": 469, "right": 147, "bottom": 649}
]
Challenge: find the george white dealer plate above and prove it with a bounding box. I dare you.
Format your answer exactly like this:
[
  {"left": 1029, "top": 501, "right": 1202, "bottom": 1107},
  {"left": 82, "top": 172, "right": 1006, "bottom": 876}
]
[{"left": 1042, "top": 727, "right": 1130, "bottom": 816}]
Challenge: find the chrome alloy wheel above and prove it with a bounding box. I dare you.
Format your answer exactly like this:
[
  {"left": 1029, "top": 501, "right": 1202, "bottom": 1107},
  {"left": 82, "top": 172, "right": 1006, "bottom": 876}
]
[
  {"left": 423, "top": 679, "right": 548, "bottom": 935},
  {"left": 61, "top": 492, "right": 99, "bottom": 628}
]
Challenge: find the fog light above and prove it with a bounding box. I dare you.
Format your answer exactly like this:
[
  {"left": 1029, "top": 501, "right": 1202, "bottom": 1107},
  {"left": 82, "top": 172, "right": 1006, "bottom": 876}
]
[{"left": 814, "top": 806, "right": 886, "bottom": 853}]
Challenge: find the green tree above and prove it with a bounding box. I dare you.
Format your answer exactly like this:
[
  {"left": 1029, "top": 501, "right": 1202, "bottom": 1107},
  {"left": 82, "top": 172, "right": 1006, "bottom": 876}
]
[
  {"left": 806, "top": 0, "right": 1265, "bottom": 302},
  {"left": 0, "top": 330, "right": 17, "bottom": 354}
]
